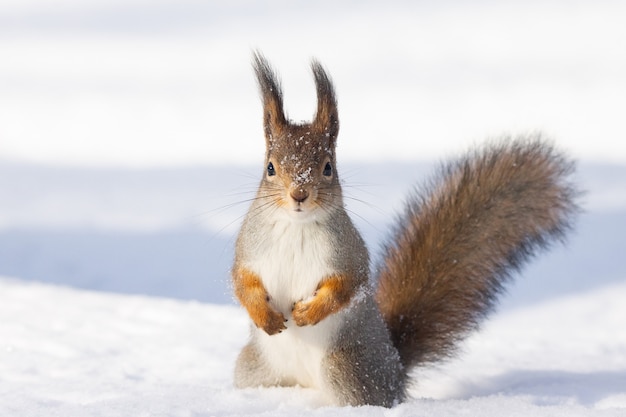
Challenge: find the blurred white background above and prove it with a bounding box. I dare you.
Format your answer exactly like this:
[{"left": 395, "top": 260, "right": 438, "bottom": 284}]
[{"left": 1, "top": 0, "right": 625, "bottom": 167}]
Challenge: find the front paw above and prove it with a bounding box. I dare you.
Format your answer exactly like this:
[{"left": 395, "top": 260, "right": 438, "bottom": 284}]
[
  {"left": 259, "top": 309, "right": 287, "bottom": 335},
  {"left": 292, "top": 300, "right": 322, "bottom": 326}
]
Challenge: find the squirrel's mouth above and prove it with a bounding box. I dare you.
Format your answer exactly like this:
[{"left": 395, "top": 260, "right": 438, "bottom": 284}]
[
  {"left": 285, "top": 201, "right": 320, "bottom": 222},
  {"left": 290, "top": 203, "right": 311, "bottom": 215}
]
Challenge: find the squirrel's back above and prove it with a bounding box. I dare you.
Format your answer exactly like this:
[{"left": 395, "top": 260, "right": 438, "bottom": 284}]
[{"left": 375, "top": 137, "right": 578, "bottom": 370}]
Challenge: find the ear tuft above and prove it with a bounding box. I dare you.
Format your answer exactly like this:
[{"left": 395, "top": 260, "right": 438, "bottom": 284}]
[
  {"left": 252, "top": 51, "right": 287, "bottom": 141},
  {"left": 311, "top": 60, "right": 339, "bottom": 141}
]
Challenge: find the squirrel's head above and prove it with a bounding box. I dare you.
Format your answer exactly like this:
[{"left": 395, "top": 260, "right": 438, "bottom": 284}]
[{"left": 252, "top": 52, "right": 341, "bottom": 221}]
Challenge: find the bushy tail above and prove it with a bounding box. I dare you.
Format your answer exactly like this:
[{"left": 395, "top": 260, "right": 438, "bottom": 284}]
[{"left": 374, "top": 135, "right": 578, "bottom": 370}]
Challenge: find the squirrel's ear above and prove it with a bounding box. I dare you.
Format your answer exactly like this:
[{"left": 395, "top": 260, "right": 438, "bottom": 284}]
[
  {"left": 311, "top": 60, "right": 339, "bottom": 144},
  {"left": 252, "top": 51, "right": 287, "bottom": 143}
]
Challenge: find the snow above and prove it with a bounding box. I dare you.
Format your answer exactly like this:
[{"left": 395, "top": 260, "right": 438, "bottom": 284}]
[
  {"left": 0, "top": 277, "right": 245, "bottom": 416},
  {"left": 2, "top": 0, "right": 626, "bottom": 414},
  {"left": 1, "top": 277, "right": 625, "bottom": 416}
]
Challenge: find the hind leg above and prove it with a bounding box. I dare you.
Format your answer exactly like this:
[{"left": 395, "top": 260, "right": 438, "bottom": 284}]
[
  {"left": 321, "top": 299, "right": 406, "bottom": 406},
  {"left": 234, "top": 340, "right": 276, "bottom": 388},
  {"left": 322, "top": 343, "right": 403, "bottom": 407},
  {"left": 235, "top": 339, "right": 292, "bottom": 388}
]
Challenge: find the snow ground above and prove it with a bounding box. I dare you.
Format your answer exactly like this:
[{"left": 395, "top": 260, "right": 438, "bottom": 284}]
[{"left": 1, "top": 276, "right": 625, "bottom": 416}]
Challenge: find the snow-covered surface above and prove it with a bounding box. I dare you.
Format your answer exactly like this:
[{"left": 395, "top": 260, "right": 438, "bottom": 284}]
[
  {"left": 2, "top": 0, "right": 626, "bottom": 415},
  {"left": 1, "top": 277, "right": 625, "bottom": 416}
]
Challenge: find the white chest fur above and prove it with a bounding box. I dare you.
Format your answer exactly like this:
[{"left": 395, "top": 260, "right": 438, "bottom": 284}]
[{"left": 246, "top": 216, "right": 335, "bottom": 314}]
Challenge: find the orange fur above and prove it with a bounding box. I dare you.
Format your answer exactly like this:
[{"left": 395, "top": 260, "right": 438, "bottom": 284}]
[
  {"left": 292, "top": 274, "right": 356, "bottom": 326},
  {"left": 233, "top": 267, "right": 287, "bottom": 335}
]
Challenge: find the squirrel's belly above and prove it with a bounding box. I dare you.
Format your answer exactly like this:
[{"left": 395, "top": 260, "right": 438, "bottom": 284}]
[{"left": 255, "top": 309, "right": 344, "bottom": 389}]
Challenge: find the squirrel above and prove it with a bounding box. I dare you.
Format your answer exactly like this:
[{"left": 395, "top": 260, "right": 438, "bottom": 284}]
[{"left": 231, "top": 51, "right": 578, "bottom": 407}]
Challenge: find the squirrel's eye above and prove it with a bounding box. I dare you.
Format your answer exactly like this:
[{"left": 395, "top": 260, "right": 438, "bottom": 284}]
[
  {"left": 267, "top": 162, "right": 276, "bottom": 177},
  {"left": 323, "top": 162, "right": 333, "bottom": 177}
]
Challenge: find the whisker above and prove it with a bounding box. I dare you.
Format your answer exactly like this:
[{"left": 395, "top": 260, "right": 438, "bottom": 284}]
[
  {"left": 193, "top": 196, "right": 255, "bottom": 219},
  {"left": 243, "top": 194, "right": 283, "bottom": 222},
  {"left": 342, "top": 195, "right": 387, "bottom": 217},
  {"left": 317, "top": 189, "right": 384, "bottom": 235}
]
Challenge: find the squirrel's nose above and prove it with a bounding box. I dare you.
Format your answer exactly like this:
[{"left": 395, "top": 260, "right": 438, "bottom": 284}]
[{"left": 290, "top": 188, "right": 309, "bottom": 203}]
